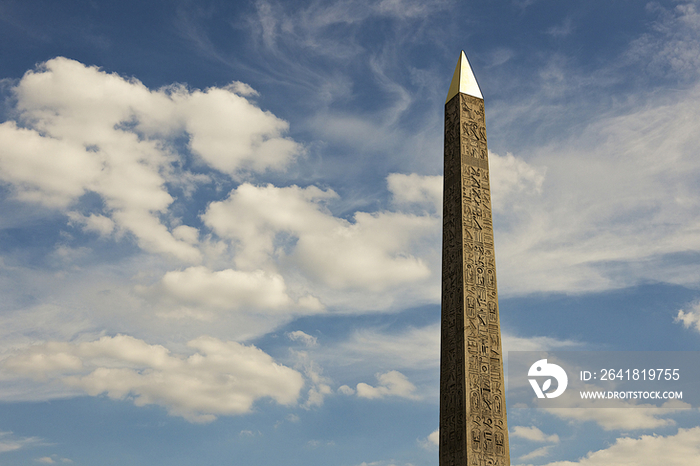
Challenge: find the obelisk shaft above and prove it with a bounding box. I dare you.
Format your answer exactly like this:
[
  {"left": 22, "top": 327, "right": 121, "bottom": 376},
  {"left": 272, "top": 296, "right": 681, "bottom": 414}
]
[{"left": 439, "top": 52, "right": 510, "bottom": 466}]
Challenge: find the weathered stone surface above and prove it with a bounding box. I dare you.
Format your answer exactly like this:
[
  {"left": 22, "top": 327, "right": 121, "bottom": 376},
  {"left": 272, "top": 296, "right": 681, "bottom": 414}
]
[{"left": 440, "top": 53, "right": 510, "bottom": 466}]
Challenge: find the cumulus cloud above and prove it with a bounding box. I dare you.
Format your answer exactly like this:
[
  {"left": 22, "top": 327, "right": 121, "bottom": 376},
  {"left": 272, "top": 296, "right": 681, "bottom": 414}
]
[
  {"left": 674, "top": 301, "right": 700, "bottom": 333},
  {"left": 133, "top": 174, "right": 441, "bottom": 328},
  {"left": 337, "top": 385, "right": 355, "bottom": 395},
  {"left": 0, "top": 122, "right": 103, "bottom": 208},
  {"left": 173, "top": 85, "right": 299, "bottom": 174},
  {"left": 355, "top": 370, "right": 419, "bottom": 400},
  {"left": 517, "top": 427, "right": 700, "bottom": 466},
  {"left": 141, "top": 266, "right": 313, "bottom": 313},
  {"left": 203, "top": 182, "right": 435, "bottom": 292},
  {"left": 0, "top": 57, "right": 301, "bottom": 262},
  {"left": 67, "top": 212, "right": 116, "bottom": 236},
  {"left": 1, "top": 334, "right": 304, "bottom": 423},
  {"left": 418, "top": 429, "right": 439, "bottom": 450}
]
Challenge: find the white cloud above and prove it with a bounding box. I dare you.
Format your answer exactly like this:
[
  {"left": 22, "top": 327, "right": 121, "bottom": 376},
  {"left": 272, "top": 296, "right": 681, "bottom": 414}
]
[
  {"left": 138, "top": 266, "right": 325, "bottom": 332},
  {"left": 67, "top": 212, "right": 115, "bottom": 236},
  {"left": 674, "top": 301, "right": 700, "bottom": 333},
  {"left": 305, "top": 382, "right": 333, "bottom": 407},
  {"left": 36, "top": 457, "right": 71, "bottom": 464},
  {"left": 511, "top": 425, "right": 560, "bottom": 443},
  {"left": 417, "top": 429, "right": 439, "bottom": 450},
  {"left": 338, "top": 385, "right": 355, "bottom": 395},
  {"left": 427, "top": 429, "right": 439, "bottom": 446},
  {"left": 0, "top": 121, "right": 102, "bottom": 207},
  {"left": 520, "top": 445, "right": 554, "bottom": 461},
  {"left": 0, "top": 57, "right": 301, "bottom": 263},
  {"left": 144, "top": 266, "right": 296, "bottom": 311},
  {"left": 172, "top": 225, "right": 199, "bottom": 244},
  {"left": 517, "top": 427, "right": 700, "bottom": 466},
  {"left": 132, "top": 265, "right": 327, "bottom": 343},
  {"left": 1, "top": 334, "right": 304, "bottom": 423},
  {"left": 355, "top": 370, "right": 419, "bottom": 400},
  {"left": 0, "top": 431, "right": 43, "bottom": 454},
  {"left": 387, "top": 173, "right": 442, "bottom": 213},
  {"left": 224, "top": 81, "right": 259, "bottom": 97},
  {"left": 289, "top": 349, "right": 333, "bottom": 408},
  {"left": 488, "top": 150, "right": 546, "bottom": 211},
  {"left": 173, "top": 86, "right": 299, "bottom": 174},
  {"left": 203, "top": 182, "right": 435, "bottom": 292}
]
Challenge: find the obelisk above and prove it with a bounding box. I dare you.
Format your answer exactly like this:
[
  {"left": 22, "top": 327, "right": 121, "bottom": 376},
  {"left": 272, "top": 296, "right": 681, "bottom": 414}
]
[{"left": 440, "top": 51, "right": 510, "bottom": 466}]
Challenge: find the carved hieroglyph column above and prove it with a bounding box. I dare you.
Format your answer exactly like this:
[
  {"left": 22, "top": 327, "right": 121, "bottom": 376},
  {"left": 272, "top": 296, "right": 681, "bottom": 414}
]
[{"left": 439, "top": 51, "right": 510, "bottom": 466}]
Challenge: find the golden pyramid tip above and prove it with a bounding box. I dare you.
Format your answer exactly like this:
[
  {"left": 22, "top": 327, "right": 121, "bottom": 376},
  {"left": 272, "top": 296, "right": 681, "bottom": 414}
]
[{"left": 446, "top": 50, "right": 483, "bottom": 103}]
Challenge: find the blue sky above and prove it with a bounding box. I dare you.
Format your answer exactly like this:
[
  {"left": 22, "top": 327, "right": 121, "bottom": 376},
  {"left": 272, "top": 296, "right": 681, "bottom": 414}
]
[{"left": 1, "top": 0, "right": 700, "bottom": 464}]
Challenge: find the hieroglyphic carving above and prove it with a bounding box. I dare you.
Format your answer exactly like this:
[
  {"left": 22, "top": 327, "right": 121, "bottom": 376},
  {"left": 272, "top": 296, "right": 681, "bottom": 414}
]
[
  {"left": 439, "top": 94, "right": 467, "bottom": 466},
  {"left": 440, "top": 92, "right": 510, "bottom": 466}
]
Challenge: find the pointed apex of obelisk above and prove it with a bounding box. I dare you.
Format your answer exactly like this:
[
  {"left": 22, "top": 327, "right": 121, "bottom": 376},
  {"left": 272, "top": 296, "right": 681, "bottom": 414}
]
[{"left": 446, "top": 50, "right": 483, "bottom": 103}]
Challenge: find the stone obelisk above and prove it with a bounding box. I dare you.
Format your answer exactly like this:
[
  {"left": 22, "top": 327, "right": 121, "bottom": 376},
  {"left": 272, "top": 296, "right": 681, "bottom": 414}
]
[{"left": 440, "top": 51, "right": 510, "bottom": 466}]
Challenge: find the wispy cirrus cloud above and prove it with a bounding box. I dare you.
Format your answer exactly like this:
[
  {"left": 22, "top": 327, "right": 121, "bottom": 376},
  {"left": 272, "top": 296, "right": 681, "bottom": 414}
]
[
  {"left": 0, "top": 431, "right": 45, "bottom": 454},
  {"left": 491, "top": 80, "right": 700, "bottom": 295}
]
